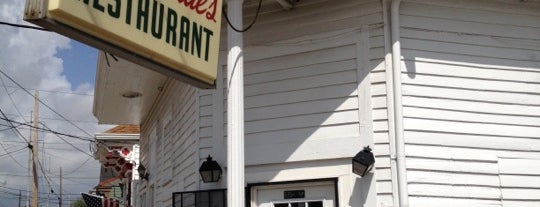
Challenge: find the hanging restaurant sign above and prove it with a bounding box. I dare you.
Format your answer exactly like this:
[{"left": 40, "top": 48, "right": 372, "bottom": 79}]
[{"left": 24, "top": 0, "right": 223, "bottom": 88}]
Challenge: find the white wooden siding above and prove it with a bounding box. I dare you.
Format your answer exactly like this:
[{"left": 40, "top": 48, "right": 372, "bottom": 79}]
[
  {"left": 221, "top": 0, "right": 390, "bottom": 206},
  {"left": 198, "top": 86, "right": 224, "bottom": 190},
  {"left": 139, "top": 80, "right": 199, "bottom": 207},
  {"left": 143, "top": 0, "right": 391, "bottom": 206},
  {"left": 169, "top": 83, "right": 198, "bottom": 192},
  {"left": 218, "top": 0, "right": 393, "bottom": 206},
  {"left": 239, "top": 43, "right": 365, "bottom": 165},
  {"left": 498, "top": 158, "right": 540, "bottom": 207},
  {"left": 236, "top": 1, "right": 384, "bottom": 163},
  {"left": 399, "top": 1, "right": 540, "bottom": 206},
  {"left": 198, "top": 91, "right": 213, "bottom": 160}
]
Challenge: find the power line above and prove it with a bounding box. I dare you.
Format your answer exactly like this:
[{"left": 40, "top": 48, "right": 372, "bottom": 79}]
[
  {"left": 0, "top": 21, "right": 49, "bottom": 31},
  {"left": 36, "top": 147, "right": 86, "bottom": 151},
  {"left": 0, "top": 67, "right": 94, "bottom": 138},
  {"left": 0, "top": 123, "right": 13, "bottom": 127},
  {"left": 37, "top": 159, "right": 58, "bottom": 196},
  {"left": 0, "top": 84, "right": 94, "bottom": 96},
  {"left": 0, "top": 117, "right": 94, "bottom": 141},
  {"left": 39, "top": 122, "right": 94, "bottom": 157},
  {"left": 0, "top": 140, "right": 88, "bottom": 145},
  {"left": 0, "top": 186, "right": 82, "bottom": 197},
  {"left": 0, "top": 108, "right": 30, "bottom": 144},
  {"left": 0, "top": 142, "right": 24, "bottom": 147},
  {"left": 64, "top": 156, "right": 93, "bottom": 176},
  {"left": 0, "top": 111, "right": 29, "bottom": 170},
  {"left": 0, "top": 174, "right": 94, "bottom": 196},
  {"left": 0, "top": 146, "right": 27, "bottom": 158},
  {"left": 0, "top": 76, "right": 29, "bottom": 125},
  {"left": 4, "top": 113, "right": 97, "bottom": 124},
  {"left": 42, "top": 151, "right": 79, "bottom": 163},
  {"left": 223, "top": 0, "right": 263, "bottom": 32},
  {"left": 0, "top": 76, "right": 32, "bottom": 172},
  {"left": 0, "top": 115, "right": 97, "bottom": 181},
  {"left": 0, "top": 122, "right": 24, "bottom": 132},
  {"left": 0, "top": 173, "right": 97, "bottom": 180},
  {"left": 0, "top": 142, "right": 27, "bottom": 169}
]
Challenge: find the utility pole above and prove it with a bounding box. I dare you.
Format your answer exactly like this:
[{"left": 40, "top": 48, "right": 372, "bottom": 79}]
[
  {"left": 46, "top": 160, "right": 50, "bottom": 207},
  {"left": 27, "top": 145, "right": 31, "bottom": 207},
  {"left": 18, "top": 190, "right": 21, "bottom": 207},
  {"left": 27, "top": 112, "right": 32, "bottom": 207},
  {"left": 31, "top": 91, "right": 39, "bottom": 207},
  {"left": 59, "top": 167, "right": 62, "bottom": 207},
  {"left": 46, "top": 178, "right": 50, "bottom": 207}
]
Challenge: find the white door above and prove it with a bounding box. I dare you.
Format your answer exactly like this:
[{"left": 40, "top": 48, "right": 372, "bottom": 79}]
[{"left": 252, "top": 181, "right": 336, "bottom": 207}]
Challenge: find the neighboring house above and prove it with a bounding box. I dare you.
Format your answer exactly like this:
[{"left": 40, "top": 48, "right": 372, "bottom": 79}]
[
  {"left": 93, "top": 125, "right": 141, "bottom": 207},
  {"left": 93, "top": 177, "right": 123, "bottom": 199},
  {"left": 92, "top": 0, "right": 540, "bottom": 207}
]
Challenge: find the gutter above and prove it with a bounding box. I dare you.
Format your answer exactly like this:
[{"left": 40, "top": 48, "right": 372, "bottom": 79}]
[{"left": 390, "top": 0, "right": 409, "bottom": 206}]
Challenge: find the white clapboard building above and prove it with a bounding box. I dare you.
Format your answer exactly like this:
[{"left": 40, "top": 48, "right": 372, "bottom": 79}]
[{"left": 92, "top": 0, "right": 540, "bottom": 206}]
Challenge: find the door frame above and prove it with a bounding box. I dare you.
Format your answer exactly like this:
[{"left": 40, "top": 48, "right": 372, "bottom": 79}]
[{"left": 247, "top": 178, "right": 339, "bottom": 207}]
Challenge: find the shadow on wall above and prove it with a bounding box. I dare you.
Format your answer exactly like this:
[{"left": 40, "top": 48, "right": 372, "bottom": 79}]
[
  {"left": 231, "top": 0, "right": 383, "bottom": 176},
  {"left": 240, "top": 42, "right": 371, "bottom": 165},
  {"left": 209, "top": 1, "right": 388, "bottom": 206},
  {"left": 392, "top": 0, "right": 540, "bottom": 205},
  {"left": 238, "top": 0, "right": 540, "bottom": 205},
  {"left": 349, "top": 173, "right": 374, "bottom": 207}
]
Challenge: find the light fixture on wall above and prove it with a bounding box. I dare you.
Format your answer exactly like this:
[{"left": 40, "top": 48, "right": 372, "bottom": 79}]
[
  {"left": 137, "top": 164, "right": 149, "bottom": 181},
  {"left": 199, "top": 155, "right": 223, "bottom": 183},
  {"left": 121, "top": 91, "right": 142, "bottom": 99},
  {"left": 352, "top": 146, "right": 375, "bottom": 177}
]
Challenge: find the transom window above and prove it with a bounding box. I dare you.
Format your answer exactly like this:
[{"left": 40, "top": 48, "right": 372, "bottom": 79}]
[
  {"left": 274, "top": 201, "right": 323, "bottom": 207},
  {"left": 173, "top": 189, "right": 226, "bottom": 207}
]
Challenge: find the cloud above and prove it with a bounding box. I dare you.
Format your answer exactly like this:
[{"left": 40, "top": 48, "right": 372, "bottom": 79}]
[{"left": 0, "top": 1, "right": 110, "bottom": 206}]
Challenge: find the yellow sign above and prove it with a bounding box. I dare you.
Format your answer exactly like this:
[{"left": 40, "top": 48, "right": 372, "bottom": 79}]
[{"left": 25, "top": 0, "right": 222, "bottom": 87}]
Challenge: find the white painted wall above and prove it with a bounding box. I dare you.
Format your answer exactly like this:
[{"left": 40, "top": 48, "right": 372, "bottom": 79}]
[
  {"left": 138, "top": 80, "right": 199, "bottom": 207},
  {"left": 133, "top": 1, "right": 540, "bottom": 207},
  {"left": 138, "top": 0, "right": 391, "bottom": 206},
  {"left": 219, "top": 0, "right": 387, "bottom": 206},
  {"left": 398, "top": 1, "right": 540, "bottom": 206}
]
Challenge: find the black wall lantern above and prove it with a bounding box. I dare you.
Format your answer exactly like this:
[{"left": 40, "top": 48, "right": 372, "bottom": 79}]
[
  {"left": 352, "top": 146, "right": 375, "bottom": 177},
  {"left": 137, "top": 164, "right": 149, "bottom": 181},
  {"left": 199, "top": 155, "right": 222, "bottom": 183}
]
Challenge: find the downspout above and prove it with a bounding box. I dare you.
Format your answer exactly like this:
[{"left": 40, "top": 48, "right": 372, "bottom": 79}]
[{"left": 391, "top": 0, "right": 409, "bottom": 206}]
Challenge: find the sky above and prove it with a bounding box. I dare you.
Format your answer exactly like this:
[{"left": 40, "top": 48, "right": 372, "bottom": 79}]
[{"left": 0, "top": 1, "right": 112, "bottom": 206}]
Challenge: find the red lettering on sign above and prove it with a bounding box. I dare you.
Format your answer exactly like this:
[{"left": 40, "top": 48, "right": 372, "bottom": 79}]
[{"left": 177, "top": 0, "right": 218, "bottom": 22}]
